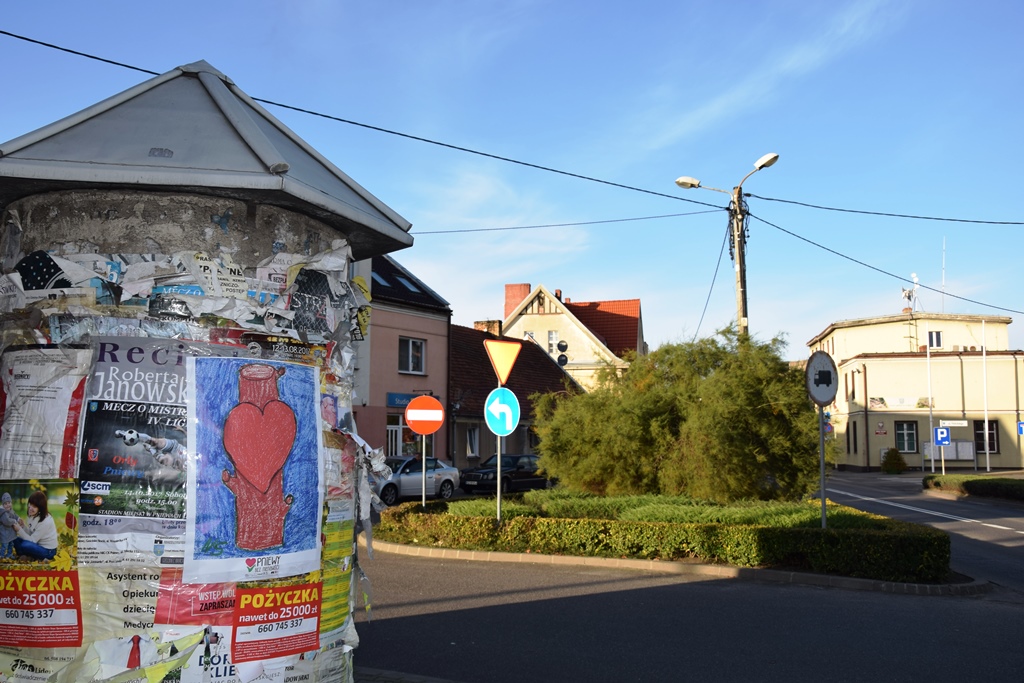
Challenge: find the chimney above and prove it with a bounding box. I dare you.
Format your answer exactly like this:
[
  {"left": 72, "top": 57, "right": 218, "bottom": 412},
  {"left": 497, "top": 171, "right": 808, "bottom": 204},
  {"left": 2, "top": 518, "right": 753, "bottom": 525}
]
[
  {"left": 554, "top": 289, "right": 562, "bottom": 300},
  {"left": 474, "top": 320, "right": 502, "bottom": 336},
  {"left": 504, "top": 283, "right": 531, "bottom": 318}
]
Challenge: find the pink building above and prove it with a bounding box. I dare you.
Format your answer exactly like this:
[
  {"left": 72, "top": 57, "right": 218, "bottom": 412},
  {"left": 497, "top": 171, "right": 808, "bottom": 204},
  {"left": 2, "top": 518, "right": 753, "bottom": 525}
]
[{"left": 351, "top": 254, "right": 452, "bottom": 460}]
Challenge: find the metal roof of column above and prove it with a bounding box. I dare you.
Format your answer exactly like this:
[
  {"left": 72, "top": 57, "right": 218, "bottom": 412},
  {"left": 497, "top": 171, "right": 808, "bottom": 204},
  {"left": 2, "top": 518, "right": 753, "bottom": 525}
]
[{"left": 0, "top": 60, "right": 413, "bottom": 259}]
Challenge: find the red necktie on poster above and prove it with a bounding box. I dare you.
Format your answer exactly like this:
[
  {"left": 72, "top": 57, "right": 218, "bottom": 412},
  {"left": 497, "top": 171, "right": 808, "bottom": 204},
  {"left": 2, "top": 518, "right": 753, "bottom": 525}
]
[{"left": 127, "top": 634, "right": 141, "bottom": 669}]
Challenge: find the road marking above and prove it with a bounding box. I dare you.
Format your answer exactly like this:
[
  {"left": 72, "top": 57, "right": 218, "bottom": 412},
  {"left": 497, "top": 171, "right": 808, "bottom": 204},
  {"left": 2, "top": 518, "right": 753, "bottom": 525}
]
[{"left": 828, "top": 487, "right": 1024, "bottom": 534}]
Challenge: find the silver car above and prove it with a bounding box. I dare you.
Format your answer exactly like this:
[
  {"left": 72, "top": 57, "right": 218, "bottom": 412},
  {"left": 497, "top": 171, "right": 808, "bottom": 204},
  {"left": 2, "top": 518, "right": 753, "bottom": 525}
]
[{"left": 370, "top": 456, "right": 461, "bottom": 506}]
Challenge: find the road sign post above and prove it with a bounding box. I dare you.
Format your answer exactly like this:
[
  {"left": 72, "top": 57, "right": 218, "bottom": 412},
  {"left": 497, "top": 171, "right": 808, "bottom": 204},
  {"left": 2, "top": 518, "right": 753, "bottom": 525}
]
[
  {"left": 485, "top": 387, "right": 520, "bottom": 522},
  {"left": 482, "top": 340, "right": 523, "bottom": 522},
  {"left": 806, "top": 351, "right": 838, "bottom": 529},
  {"left": 405, "top": 395, "right": 445, "bottom": 508},
  {"left": 934, "top": 426, "right": 952, "bottom": 475},
  {"left": 937, "top": 420, "right": 965, "bottom": 476}
]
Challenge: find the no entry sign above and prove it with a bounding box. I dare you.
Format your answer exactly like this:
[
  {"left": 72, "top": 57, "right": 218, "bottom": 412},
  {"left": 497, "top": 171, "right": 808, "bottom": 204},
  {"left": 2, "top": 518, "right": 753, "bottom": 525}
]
[{"left": 404, "top": 395, "right": 445, "bottom": 435}]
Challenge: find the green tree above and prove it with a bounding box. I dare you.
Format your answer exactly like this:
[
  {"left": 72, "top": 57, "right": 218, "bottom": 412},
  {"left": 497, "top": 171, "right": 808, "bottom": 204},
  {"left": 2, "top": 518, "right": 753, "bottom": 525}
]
[{"left": 532, "top": 328, "right": 824, "bottom": 502}]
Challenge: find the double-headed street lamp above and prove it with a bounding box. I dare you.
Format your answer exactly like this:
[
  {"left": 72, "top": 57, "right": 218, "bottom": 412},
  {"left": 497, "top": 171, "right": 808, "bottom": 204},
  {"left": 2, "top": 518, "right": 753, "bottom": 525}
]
[{"left": 676, "top": 153, "right": 779, "bottom": 338}]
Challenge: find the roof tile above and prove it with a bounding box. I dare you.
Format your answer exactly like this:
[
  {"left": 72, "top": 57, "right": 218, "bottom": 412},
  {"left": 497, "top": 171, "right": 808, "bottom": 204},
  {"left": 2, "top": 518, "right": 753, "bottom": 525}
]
[{"left": 449, "top": 324, "right": 581, "bottom": 419}]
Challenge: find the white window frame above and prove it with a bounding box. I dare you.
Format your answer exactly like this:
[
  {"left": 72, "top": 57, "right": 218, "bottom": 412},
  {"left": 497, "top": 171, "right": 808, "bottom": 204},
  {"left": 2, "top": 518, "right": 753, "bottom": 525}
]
[
  {"left": 895, "top": 421, "right": 918, "bottom": 453},
  {"left": 466, "top": 426, "right": 479, "bottom": 458},
  {"left": 398, "top": 337, "right": 425, "bottom": 374},
  {"left": 548, "top": 330, "right": 558, "bottom": 354},
  {"left": 928, "top": 330, "right": 943, "bottom": 349}
]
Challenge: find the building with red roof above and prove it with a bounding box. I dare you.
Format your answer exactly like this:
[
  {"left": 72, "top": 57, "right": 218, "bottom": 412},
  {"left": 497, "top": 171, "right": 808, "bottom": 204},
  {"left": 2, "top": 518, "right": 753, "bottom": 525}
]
[
  {"left": 501, "top": 283, "right": 646, "bottom": 391},
  {"left": 448, "top": 323, "right": 582, "bottom": 469}
]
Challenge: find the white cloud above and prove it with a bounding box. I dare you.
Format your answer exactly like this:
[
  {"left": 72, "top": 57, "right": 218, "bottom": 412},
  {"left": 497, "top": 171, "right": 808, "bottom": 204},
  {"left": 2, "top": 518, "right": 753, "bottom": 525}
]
[{"left": 639, "top": 0, "right": 909, "bottom": 152}]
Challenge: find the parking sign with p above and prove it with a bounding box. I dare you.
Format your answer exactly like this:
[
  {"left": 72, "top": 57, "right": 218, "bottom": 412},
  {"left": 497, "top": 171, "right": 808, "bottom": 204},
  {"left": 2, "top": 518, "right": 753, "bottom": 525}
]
[{"left": 934, "top": 427, "right": 951, "bottom": 446}]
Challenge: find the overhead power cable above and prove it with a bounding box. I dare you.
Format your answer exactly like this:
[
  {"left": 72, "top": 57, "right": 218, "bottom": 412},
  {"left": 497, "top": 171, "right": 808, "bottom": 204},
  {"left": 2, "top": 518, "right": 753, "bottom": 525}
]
[
  {"left": 747, "top": 193, "right": 1024, "bottom": 226},
  {"left": 692, "top": 223, "right": 731, "bottom": 342},
  {"left": 0, "top": 29, "right": 723, "bottom": 209},
  {"left": 0, "top": 30, "right": 160, "bottom": 76},
  {"left": 3, "top": 29, "right": 1021, "bottom": 319},
  {"left": 253, "top": 97, "right": 725, "bottom": 208},
  {"left": 749, "top": 212, "right": 1024, "bottom": 316},
  {"left": 3, "top": 30, "right": 1019, "bottom": 225},
  {"left": 414, "top": 209, "right": 721, "bottom": 234}
]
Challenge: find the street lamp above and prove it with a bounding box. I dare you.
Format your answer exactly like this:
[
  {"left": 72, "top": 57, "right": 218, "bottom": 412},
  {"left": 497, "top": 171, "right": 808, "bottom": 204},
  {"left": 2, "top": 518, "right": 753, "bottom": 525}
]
[{"left": 676, "top": 153, "right": 779, "bottom": 338}]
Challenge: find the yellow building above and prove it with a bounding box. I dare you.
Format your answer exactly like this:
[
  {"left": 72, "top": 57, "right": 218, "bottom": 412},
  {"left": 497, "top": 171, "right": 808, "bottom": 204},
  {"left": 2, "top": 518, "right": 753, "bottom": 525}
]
[
  {"left": 807, "top": 312, "right": 1022, "bottom": 472},
  {"left": 501, "top": 283, "right": 646, "bottom": 391}
]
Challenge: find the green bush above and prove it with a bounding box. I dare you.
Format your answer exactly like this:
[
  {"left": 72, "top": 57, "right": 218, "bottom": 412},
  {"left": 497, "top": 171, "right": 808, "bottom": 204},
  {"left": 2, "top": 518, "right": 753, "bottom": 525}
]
[
  {"left": 881, "top": 448, "right": 909, "bottom": 474},
  {"left": 376, "top": 499, "right": 951, "bottom": 583},
  {"left": 446, "top": 497, "right": 538, "bottom": 519},
  {"left": 923, "top": 474, "right": 1024, "bottom": 502}
]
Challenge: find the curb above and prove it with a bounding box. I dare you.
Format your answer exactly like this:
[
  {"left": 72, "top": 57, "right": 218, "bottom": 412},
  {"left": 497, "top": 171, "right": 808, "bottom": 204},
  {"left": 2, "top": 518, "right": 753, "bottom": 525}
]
[
  {"left": 361, "top": 537, "right": 993, "bottom": 597},
  {"left": 354, "top": 667, "right": 463, "bottom": 683}
]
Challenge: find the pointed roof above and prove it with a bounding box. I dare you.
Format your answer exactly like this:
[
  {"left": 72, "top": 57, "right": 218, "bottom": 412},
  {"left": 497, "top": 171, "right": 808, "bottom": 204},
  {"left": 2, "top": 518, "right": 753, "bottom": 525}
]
[
  {"left": 503, "top": 283, "right": 643, "bottom": 361},
  {"left": 0, "top": 60, "right": 412, "bottom": 259},
  {"left": 564, "top": 298, "right": 643, "bottom": 358}
]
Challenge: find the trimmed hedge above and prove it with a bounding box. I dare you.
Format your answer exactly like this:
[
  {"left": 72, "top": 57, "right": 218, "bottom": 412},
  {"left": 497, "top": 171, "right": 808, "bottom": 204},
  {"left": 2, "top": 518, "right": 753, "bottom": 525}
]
[
  {"left": 923, "top": 475, "right": 1024, "bottom": 502},
  {"left": 377, "top": 501, "right": 951, "bottom": 583}
]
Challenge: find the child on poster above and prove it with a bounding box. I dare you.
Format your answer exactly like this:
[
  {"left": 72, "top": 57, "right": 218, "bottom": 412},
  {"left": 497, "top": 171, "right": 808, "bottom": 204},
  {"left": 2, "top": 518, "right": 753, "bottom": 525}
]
[{"left": 0, "top": 493, "right": 20, "bottom": 559}]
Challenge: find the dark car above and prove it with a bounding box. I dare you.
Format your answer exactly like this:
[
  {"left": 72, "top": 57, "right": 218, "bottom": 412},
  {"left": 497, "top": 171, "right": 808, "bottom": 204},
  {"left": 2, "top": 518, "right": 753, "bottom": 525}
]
[{"left": 460, "top": 454, "right": 552, "bottom": 494}]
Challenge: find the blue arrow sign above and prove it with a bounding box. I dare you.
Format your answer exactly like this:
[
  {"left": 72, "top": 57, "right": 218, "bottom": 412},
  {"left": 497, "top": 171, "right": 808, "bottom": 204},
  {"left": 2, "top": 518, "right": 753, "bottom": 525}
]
[
  {"left": 934, "top": 427, "right": 951, "bottom": 446},
  {"left": 485, "top": 387, "right": 520, "bottom": 437}
]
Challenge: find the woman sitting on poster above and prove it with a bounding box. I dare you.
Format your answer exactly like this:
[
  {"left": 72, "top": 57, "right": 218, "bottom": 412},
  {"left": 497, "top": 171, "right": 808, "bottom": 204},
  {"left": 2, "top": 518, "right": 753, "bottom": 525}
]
[{"left": 13, "top": 491, "right": 58, "bottom": 561}]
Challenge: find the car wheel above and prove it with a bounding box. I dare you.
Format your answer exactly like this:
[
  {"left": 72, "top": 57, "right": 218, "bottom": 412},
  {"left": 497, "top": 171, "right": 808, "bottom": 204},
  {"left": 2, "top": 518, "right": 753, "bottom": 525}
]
[
  {"left": 501, "top": 478, "right": 511, "bottom": 494},
  {"left": 380, "top": 484, "right": 398, "bottom": 506},
  {"left": 437, "top": 480, "right": 454, "bottom": 500}
]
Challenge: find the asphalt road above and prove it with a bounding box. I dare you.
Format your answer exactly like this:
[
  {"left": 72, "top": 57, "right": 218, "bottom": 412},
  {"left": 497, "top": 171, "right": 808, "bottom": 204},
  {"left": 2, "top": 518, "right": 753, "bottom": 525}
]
[
  {"left": 355, "top": 472, "right": 1024, "bottom": 682},
  {"left": 825, "top": 470, "right": 1024, "bottom": 592},
  {"left": 354, "top": 549, "right": 1024, "bottom": 683}
]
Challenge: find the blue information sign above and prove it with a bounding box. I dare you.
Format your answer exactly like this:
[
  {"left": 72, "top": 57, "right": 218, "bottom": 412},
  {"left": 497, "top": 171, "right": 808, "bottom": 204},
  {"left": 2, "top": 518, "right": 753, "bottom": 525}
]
[
  {"left": 485, "top": 387, "right": 520, "bottom": 437},
  {"left": 934, "top": 427, "right": 951, "bottom": 446}
]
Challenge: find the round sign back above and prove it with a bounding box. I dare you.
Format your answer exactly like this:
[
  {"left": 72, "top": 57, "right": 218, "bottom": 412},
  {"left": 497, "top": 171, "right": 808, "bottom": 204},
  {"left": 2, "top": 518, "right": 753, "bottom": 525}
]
[{"left": 805, "top": 351, "right": 838, "bottom": 407}]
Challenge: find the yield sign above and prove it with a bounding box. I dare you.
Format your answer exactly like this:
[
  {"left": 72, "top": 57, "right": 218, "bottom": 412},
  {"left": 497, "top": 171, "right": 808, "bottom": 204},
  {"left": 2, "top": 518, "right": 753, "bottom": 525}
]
[
  {"left": 405, "top": 395, "right": 445, "bottom": 435},
  {"left": 483, "top": 339, "right": 521, "bottom": 385}
]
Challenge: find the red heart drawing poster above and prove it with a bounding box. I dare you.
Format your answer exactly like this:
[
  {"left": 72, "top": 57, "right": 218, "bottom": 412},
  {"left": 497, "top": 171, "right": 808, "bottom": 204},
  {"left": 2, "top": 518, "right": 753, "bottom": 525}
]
[{"left": 183, "top": 357, "right": 323, "bottom": 584}]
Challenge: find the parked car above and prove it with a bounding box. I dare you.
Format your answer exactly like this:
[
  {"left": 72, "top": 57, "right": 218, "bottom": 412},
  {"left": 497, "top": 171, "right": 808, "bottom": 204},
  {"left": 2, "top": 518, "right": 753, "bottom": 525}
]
[
  {"left": 370, "top": 456, "right": 460, "bottom": 506},
  {"left": 460, "top": 454, "right": 552, "bottom": 494}
]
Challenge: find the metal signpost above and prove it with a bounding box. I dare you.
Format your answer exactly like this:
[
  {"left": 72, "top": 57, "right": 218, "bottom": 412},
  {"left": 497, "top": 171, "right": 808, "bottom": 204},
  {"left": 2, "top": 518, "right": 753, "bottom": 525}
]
[
  {"left": 482, "top": 339, "right": 522, "bottom": 521},
  {"left": 806, "top": 351, "right": 838, "bottom": 528},
  {"left": 933, "top": 426, "right": 951, "bottom": 475},
  {"left": 405, "top": 394, "right": 445, "bottom": 508},
  {"left": 938, "top": 419, "right": 967, "bottom": 476},
  {"left": 485, "top": 387, "right": 521, "bottom": 520}
]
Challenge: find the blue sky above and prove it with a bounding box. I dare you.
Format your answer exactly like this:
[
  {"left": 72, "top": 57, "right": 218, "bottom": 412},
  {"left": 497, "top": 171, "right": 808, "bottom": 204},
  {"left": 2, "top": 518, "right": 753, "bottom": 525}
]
[{"left": 2, "top": 1, "right": 1022, "bottom": 359}]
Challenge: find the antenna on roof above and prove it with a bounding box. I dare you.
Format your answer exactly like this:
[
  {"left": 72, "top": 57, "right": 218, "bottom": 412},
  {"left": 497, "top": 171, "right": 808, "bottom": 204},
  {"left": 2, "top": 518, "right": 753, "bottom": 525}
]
[{"left": 901, "top": 273, "right": 921, "bottom": 313}]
